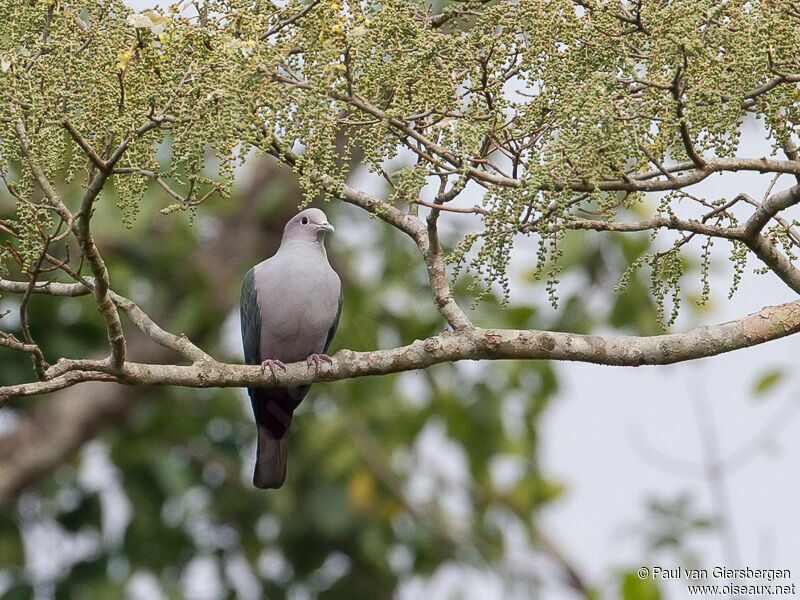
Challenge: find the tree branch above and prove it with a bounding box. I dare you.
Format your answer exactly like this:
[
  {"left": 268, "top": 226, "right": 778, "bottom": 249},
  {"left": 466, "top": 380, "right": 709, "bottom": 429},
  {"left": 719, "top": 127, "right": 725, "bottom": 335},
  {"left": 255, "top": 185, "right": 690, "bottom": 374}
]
[
  {"left": 75, "top": 173, "right": 126, "bottom": 368},
  {"left": 266, "top": 136, "right": 474, "bottom": 331},
  {"left": 334, "top": 180, "right": 474, "bottom": 331},
  {"left": 0, "top": 277, "right": 211, "bottom": 365},
  {"left": 743, "top": 184, "right": 800, "bottom": 239},
  {"left": 259, "top": 0, "right": 321, "bottom": 40},
  {"left": 18, "top": 240, "right": 52, "bottom": 380},
  {"left": 270, "top": 73, "right": 800, "bottom": 194},
  {"left": 13, "top": 118, "right": 73, "bottom": 224},
  {"left": 561, "top": 189, "right": 800, "bottom": 296},
  {"left": 61, "top": 115, "right": 108, "bottom": 173},
  {"left": 2, "top": 299, "right": 799, "bottom": 403},
  {"left": 557, "top": 215, "right": 738, "bottom": 239},
  {"left": 14, "top": 114, "right": 127, "bottom": 367},
  {"left": 112, "top": 167, "right": 222, "bottom": 209},
  {"left": 59, "top": 116, "right": 174, "bottom": 369}
]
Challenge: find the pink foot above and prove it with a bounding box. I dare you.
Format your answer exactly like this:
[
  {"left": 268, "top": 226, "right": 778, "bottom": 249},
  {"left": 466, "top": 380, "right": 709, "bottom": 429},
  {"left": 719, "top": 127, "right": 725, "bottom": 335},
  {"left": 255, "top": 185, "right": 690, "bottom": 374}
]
[
  {"left": 306, "top": 353, "right": 333, "bottom": 371},
  {"left": 260, "top": 359, "right": 286, "bottom": 378}
]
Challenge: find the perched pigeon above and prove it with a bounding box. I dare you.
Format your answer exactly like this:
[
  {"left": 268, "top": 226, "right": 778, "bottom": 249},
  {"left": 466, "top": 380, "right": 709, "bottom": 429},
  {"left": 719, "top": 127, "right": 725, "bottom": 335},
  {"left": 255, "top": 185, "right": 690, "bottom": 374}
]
[{"left": 240, "top": 208, "right": 342, "bottom": 489}]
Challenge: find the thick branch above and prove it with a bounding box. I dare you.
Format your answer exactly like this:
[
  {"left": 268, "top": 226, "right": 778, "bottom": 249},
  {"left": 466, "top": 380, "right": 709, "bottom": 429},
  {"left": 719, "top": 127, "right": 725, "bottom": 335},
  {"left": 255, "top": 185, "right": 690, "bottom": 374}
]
[
  {"left": 743, "top": 184, "right": 800, "bottom": 239},
  {"left": 0, "top": 279, "right": 89, "bottom": 297},
  {"left": 3, "top": 299, "right": 799, "bottom": 402},
  {"left": 75, "top": 176, "right": 126, "bottom": 368},
  {"left": 63, "top": 118, "right": 172, "bottom": 367},
  {"left": 736, "top": 184, "right": 800, "bottom": 292},
  {"left": 742, "top": 234, "right": 800, "bottom": 294}
]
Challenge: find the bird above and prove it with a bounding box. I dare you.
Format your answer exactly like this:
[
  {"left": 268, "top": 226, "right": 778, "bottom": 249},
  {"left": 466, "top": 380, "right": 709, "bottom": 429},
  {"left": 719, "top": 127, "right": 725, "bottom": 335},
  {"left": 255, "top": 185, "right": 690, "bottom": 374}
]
[{"left": 240, "top": 208, "right": 342, "bottom": 489}]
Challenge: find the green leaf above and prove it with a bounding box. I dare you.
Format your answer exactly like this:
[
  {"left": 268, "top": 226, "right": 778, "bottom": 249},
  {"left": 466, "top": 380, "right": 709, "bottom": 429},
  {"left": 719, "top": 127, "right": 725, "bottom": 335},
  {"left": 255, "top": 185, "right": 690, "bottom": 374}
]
[
  {"left": 621, "top": 571, "right": 662, "bottom": 600},
  {"left": 0, "top": 511, "right": 24, "bottom": 566},
  {"left": 753, "top": 369, "right": 785, "bottom": 398}
]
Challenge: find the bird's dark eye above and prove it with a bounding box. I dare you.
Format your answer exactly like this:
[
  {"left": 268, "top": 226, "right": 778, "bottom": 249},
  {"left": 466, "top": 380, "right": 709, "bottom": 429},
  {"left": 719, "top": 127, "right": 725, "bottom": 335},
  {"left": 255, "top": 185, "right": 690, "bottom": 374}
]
[{"left": 301, "top": 217, "right": 309, "bottom": 225}]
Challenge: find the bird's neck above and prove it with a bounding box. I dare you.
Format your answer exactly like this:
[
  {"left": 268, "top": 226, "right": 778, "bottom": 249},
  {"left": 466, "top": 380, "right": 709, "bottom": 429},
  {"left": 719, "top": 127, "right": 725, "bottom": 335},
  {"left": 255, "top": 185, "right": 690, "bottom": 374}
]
[{"left": 277, "top": 238, "right": 328, "bottom": 259}]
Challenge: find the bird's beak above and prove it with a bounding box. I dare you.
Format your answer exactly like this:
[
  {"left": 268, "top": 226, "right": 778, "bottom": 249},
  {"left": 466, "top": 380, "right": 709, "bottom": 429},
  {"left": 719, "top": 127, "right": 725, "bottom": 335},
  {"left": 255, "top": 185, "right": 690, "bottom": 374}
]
[{"left": 319, "top": 221, "right": 335, "bottom": 233}]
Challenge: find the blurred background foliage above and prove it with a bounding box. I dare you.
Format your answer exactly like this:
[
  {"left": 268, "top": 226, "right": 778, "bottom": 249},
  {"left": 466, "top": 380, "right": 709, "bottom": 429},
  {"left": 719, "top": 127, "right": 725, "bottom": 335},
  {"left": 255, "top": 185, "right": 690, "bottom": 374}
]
[{"left": 0, "top": 147, "right": 703, "bottom": 599}]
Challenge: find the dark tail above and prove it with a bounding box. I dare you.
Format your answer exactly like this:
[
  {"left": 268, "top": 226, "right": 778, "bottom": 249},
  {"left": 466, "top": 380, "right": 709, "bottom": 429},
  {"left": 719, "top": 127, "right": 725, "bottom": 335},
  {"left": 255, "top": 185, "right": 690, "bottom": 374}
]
[
  {"left": 249, "top": 386, "right": 308, "bottom": 489},
  {"left": 254, "top": 425, "right": 291, "bottom": 489}
]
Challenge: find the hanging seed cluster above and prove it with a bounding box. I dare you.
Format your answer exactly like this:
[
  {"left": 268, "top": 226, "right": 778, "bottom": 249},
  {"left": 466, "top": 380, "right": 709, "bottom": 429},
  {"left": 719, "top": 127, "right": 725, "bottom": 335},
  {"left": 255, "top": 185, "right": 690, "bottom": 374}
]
[{"left": 1, "top": 1, "right": 799, "bottom": 319}]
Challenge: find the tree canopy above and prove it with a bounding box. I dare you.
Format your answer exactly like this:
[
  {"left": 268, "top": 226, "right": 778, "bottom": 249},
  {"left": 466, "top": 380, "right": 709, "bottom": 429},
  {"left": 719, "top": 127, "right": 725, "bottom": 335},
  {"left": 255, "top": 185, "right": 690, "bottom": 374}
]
[
  {"left": 2, "top": 1, "right": 800, "bottom": 597},
  {"left": 2, "top": 0, "right": 800, "bottom": 400}
]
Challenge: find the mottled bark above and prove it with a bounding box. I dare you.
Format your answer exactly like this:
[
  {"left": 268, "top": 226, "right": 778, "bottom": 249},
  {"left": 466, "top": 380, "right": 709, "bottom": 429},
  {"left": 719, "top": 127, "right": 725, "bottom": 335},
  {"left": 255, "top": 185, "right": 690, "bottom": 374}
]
[{"left": 2, "top": 296, "right": 798, "bottom": 405}]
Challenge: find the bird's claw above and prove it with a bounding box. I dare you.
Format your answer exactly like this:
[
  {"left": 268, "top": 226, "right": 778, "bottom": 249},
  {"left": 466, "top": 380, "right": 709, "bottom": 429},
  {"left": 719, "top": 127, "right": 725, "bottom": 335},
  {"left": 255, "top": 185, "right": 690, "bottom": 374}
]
[
  {"left": 260, "top": 359, "right": 286, "bottom": 378},
  {"left": 306, "top": 353, "right": 332, "bottom": 371}
]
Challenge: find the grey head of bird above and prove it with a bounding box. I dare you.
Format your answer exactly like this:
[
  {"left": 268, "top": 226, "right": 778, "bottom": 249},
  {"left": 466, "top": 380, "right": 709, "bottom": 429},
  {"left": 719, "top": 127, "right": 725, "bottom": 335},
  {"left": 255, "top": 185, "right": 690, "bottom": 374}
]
[{"left": 281, "top": 208, "right": 335, "bottom": 246}]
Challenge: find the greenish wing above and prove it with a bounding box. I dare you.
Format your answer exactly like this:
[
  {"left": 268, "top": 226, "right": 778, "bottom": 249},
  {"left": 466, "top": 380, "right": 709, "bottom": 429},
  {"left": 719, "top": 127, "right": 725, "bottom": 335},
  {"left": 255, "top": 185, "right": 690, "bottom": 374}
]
[
  {"left": 240, "top": 268, "right": 261, "bottom": 366},
  {"left": 322, "top": 287, "right": 343, "bottom": 354}
]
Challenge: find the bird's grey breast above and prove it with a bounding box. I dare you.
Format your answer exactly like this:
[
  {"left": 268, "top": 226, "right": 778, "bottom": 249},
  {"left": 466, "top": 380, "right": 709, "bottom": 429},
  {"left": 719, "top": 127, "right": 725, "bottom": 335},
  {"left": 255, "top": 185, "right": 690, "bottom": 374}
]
[{"left": 253, "top": 249, "right": 340, "bottom": 362}]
